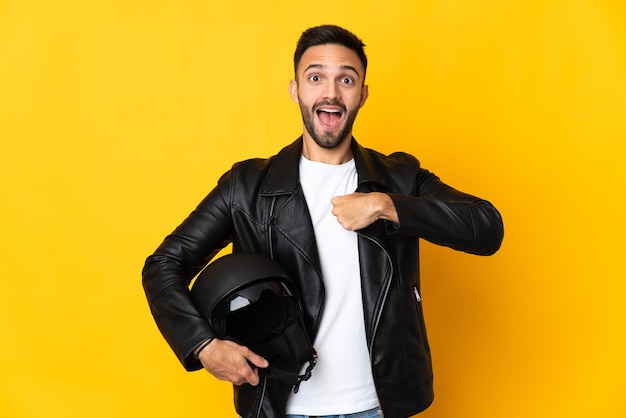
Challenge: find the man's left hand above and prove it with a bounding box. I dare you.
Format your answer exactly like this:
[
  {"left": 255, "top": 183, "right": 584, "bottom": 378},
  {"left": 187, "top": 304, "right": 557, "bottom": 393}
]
[{"left": 331, "top": 192, "right": 398, "bottom": 231}]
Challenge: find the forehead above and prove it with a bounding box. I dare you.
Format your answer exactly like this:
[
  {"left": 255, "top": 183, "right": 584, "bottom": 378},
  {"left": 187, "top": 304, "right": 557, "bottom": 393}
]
[{"left": 297, "top": 44, "right": 365, "bottom": 77}]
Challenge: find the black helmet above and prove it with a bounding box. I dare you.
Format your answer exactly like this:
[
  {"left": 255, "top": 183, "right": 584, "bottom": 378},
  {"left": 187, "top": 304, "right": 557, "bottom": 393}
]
[{"left": 191, "top": 253, "right": 316, "bottom": 392}]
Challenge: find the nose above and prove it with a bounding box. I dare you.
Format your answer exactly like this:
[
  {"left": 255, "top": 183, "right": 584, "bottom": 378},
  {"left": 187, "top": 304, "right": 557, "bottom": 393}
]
[{"left": 322, "top": 80, "right": 339, "bottom": 100}]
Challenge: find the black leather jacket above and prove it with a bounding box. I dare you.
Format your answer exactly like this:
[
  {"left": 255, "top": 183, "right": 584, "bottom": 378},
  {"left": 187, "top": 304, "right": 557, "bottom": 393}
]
[{"left": 142, "top": 138, "right": 504, "bottom": 418}]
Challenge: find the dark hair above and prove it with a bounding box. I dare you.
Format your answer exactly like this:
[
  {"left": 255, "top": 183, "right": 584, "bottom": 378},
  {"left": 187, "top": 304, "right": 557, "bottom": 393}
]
[{"left": 294, "top": 25, "right": 368, "bottom": 78}]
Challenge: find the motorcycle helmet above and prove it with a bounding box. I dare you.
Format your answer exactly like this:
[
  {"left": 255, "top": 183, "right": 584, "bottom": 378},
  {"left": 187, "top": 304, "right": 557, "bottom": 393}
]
[{"left": 191, "top": 253, "right": 316, "bottom": 391}]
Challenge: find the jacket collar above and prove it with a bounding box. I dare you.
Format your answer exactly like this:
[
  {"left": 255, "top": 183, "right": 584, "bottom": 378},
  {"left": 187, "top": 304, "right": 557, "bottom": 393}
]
[{"left": 261, "top": 136, "right": 389, "bottom": 196}]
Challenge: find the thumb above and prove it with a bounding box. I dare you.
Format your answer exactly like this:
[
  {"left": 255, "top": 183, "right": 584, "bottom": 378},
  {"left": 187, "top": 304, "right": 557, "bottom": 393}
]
[{"left": 246, "top": 351, "right": 269, "bottom": 369}]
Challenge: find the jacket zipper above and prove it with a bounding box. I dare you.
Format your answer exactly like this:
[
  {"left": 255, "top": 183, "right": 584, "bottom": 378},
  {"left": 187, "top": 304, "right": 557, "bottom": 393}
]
[
  {"left": 255, "top": 375, "right": 268, "bottom": 418},
  {"left": 268, "top": 197, "right": 276, "bottom": 259},
  {"left": 262, "top": 197, "right": 278, "bottom": 415},
  {"left": 358, "top": 232, "right": 392, "bottom": 418},
  {"left": 357, "top": 233, "right": 394, "bottom": 360}
]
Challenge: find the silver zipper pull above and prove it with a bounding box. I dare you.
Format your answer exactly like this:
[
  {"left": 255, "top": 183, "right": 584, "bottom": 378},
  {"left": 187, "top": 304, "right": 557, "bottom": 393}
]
[{"left": 413, "top": 287, "right": 422, "bottom": 302}]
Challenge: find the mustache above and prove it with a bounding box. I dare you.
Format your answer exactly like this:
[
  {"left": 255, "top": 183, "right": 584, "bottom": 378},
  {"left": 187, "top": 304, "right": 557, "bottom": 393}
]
[{"left": 313, "top": 100, "right": 346, "bottom": 112}]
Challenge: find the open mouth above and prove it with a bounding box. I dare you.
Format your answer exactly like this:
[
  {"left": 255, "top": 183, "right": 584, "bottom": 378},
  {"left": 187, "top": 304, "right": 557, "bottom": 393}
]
[{"left": 315, "top": 107, "right": 344, "bottom": 130}]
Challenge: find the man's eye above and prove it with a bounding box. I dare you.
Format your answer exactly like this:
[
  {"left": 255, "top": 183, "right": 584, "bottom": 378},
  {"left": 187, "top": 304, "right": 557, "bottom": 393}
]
[
  {"left": 309, "top": 75, "right": 320, "bottom": 82},
  {"left": 341, "top": 77, "right": 354, "bottom": 84}
]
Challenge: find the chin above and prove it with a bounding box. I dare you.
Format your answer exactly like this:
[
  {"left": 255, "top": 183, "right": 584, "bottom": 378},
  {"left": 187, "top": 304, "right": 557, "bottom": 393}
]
[{"left": 314, "top": 133, "right": 349, "bottom": 150}]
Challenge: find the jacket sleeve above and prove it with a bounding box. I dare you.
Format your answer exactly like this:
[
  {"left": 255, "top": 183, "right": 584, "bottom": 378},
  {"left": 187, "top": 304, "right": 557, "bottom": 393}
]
[
  {"left": 388, "top": 168, "right": 504, "bottom": 256},
  {"left": 142, "top": 171, "right": 233, "bottom": 370}
]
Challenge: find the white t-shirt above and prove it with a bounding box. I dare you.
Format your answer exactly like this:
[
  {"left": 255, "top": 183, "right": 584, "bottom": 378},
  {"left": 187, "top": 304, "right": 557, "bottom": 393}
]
[{"left": 285, "top": 156, "right": 379, "bottom": 415}]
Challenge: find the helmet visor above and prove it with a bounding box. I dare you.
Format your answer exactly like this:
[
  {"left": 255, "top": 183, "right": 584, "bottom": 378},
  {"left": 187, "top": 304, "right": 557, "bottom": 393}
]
[{"left": 213, "top": 281, "right": 292, "bottom": 347}]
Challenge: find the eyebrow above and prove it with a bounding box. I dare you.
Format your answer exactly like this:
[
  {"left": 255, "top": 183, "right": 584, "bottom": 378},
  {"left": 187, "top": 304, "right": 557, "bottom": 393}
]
[{"left": 303, "top": 63, "right": 361, "bottom": 77}]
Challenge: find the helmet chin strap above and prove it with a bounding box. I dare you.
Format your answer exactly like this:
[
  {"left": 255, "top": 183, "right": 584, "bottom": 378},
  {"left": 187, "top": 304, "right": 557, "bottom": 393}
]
[
  {"left": 293, "top": 351, "right": 317, "bottom": 393},
  {"left": 260, "top": 349, "right": 317, "bottom": 393}
]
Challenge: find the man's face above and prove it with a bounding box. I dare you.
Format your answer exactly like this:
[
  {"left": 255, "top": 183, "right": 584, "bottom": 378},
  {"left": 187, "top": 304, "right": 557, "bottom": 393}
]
[{"left": 289, "top": 44, "right": 368, "bottom": 150}]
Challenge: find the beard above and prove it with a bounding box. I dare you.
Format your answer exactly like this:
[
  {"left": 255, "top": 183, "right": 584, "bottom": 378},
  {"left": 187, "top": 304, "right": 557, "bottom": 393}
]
[{"left": 299, "top": 99, "right": 361, "bottom": 150}]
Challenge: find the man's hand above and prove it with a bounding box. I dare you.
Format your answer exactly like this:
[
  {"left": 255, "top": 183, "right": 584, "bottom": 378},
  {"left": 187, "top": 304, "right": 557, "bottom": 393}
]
[
  {"left": 196, "top": 338, "right": 269, "bottom": 386},
  {"left": 331, "top": 192, "right": 398, "bottom": 231}
]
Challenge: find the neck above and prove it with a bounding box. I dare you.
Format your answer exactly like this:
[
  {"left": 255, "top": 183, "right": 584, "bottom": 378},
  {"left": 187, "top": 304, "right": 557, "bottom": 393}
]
[{"left": 301, "top": 134, "right": 353, "bottom": 165}]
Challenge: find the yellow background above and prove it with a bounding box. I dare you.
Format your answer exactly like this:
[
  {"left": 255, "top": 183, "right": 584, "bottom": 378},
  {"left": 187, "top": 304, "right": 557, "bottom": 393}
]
[{"left": 2, "top": 1, "right": 625, "bottom": 417}]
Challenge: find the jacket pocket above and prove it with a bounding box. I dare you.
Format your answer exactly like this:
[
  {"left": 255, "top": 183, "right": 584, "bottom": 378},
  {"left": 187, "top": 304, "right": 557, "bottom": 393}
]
[{"left": 412, "top": 285, "right": 430, "bottom": 358}]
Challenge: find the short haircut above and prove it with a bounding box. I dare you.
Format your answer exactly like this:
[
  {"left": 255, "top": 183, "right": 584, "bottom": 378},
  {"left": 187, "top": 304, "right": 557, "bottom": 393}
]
[{"left": 293, "top": 25, "right": 368, "bottom": 79}]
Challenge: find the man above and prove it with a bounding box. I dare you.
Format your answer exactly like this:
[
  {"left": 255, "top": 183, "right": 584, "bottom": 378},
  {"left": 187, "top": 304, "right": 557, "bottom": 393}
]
[{"left": 143, "top": 25, "right": 504, "bottom": 418}]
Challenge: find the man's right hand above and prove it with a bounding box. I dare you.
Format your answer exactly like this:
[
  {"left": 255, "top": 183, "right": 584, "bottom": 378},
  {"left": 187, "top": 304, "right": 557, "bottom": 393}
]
[{"left": 196, "top": 338, "right": 269, "bottom": 386}]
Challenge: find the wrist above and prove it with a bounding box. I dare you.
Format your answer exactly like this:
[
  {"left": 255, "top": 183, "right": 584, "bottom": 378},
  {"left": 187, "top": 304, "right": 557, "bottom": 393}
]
[
  {"left": 376, "top": 193, "right": 398, "bottom": 223},
  {"left": 193, "top": 338, "right": 214, "bottom": 359}
]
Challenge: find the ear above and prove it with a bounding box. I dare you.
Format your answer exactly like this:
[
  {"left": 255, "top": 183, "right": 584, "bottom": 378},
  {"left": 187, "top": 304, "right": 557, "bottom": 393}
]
[
  {"left": 359, "top": 84, "right": 369, "bottom": 108},
  {"left": 288, "top": 80, "right": 299, "bottom": 104}
]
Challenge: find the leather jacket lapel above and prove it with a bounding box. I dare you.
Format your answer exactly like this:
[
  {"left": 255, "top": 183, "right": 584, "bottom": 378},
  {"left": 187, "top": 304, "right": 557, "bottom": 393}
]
[{"left": 260, "top": 137, "right": 322, "bottom": 272}]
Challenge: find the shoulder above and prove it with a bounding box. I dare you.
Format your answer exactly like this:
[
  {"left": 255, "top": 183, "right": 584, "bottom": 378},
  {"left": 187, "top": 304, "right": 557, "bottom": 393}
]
[
  {"left": 354, "top": 143, "right": 437, "bottom": 195},
  {"left": 231, "top": 156, "right": 274, "bottom": 175},
  {"left": 362, "top": 146, "right": 422, "bottom": 177},
  {"left": 223, "top": 139, "right": 301, "bottom": 183},
  {"left": 217, "top": 156, "right": 274, "bottom": 191}
]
